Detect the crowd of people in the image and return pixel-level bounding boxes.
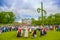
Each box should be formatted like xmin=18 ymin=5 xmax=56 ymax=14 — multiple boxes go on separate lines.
xmin=0 ymin=25 xmax=60 ymax=38
xmin=0 ymin=25 xmax=18 ymax=34
xmin=17 ymin=25 xmax=47 ymax=38
xmin=16 ymin=25 xmax=60 ymax=38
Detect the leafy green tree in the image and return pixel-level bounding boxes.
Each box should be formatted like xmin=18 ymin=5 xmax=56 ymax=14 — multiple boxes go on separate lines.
xmin=31 ymin=13 xmax=60 ymax=26
xmin=31 ymin=18 xmax=36 ymax=26
xmin=46 ymin=13 xmax=60 ymax=25
xmin=0 ymin=12 xmax=15 ymax=24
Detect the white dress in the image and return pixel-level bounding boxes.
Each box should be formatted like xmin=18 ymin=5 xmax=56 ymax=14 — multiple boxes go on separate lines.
xmin=24 ymin=27 xmax=28 ymax=37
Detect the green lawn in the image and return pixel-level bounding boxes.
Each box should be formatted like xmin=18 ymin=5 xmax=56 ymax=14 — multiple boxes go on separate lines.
xmin=0 ymin=30 xmax=60 ymax=40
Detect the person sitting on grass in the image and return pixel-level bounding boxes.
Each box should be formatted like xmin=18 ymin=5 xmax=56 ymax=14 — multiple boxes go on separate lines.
xmin=17 ymin=26 xmax=22 ymax=37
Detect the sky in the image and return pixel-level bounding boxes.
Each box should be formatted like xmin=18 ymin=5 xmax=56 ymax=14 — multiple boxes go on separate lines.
xmin=0 ymin=0 xmax=60 ymax=22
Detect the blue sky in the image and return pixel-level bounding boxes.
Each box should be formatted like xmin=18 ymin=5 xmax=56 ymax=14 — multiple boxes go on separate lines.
xmin=0 ymin=0 xmax=60 ymax=22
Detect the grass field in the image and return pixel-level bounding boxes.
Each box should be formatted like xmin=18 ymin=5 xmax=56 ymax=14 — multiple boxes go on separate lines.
xmin=0 ymin=30 xmax=60 ymax=40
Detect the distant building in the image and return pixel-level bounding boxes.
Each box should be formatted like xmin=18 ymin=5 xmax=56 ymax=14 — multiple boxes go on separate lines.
xmin=22 ymin=18 xmax=32 ymax=26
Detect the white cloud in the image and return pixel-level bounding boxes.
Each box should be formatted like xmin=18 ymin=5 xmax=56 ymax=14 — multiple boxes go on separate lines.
xmin=0 ymin=0 xmax=60 ymax=22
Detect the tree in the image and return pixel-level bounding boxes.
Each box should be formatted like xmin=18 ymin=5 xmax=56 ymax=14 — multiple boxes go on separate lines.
xmin=31 ymin=18 xmax=36 ymax=26
xmin=46 ymin=13 xmax=60 ymax=25
xmin=0 ymin=12 xmax=15 ymax=24
xmin=31 ymin=13 xmax=60 ymax=26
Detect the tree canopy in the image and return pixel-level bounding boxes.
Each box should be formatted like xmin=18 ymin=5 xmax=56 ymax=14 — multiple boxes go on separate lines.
xmin=0 ymin=12 xmax=15 ymax=24
xmin=31 ymin=13 xmax=60 ymax=26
